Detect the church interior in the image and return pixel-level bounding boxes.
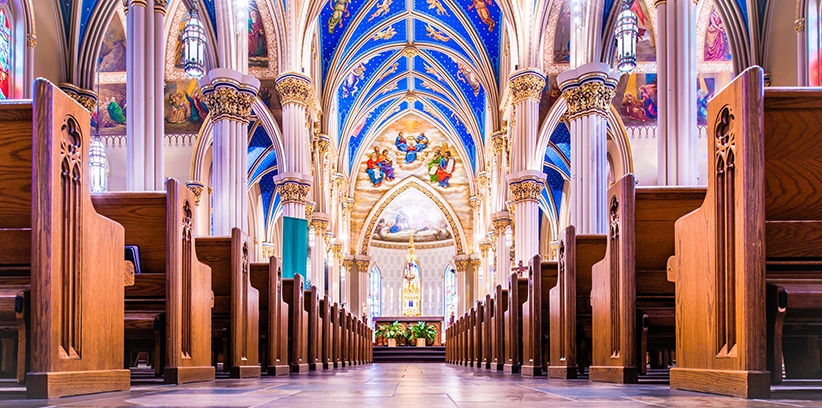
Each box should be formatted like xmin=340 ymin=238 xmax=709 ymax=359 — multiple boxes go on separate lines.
xmin=1 ymin=0 xmax=822 ymax=405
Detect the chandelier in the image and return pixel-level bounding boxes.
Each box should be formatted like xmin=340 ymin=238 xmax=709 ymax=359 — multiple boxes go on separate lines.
xmin=182 ymin=7 xmax=207 ymax=78
xmin=614 ymin=0 xmax=638 ymax=73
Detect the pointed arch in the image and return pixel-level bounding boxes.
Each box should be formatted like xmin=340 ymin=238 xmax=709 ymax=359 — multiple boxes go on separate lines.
xmin=358 ymin=176 xmax=468 ymax=256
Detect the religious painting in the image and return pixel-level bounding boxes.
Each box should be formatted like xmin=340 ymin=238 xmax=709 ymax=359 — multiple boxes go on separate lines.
xmin=173 ymin=10 xmax=190 ymax=69
xmin=466 ymin=0 xmax=496 ymax=32
xmin=697 ymin=72 xmax=733 ymax=125
xmin=703 ymin=6 xmax=732 ymax=62
xmin=248 ymin=0 xmax=269 ymax=68
xmin=258 ymin=79 xmax=282 ymax=127
xmin=341 ymin=62 xmax=366 ymax=98
xmin=539 ymin=75 xmax=561 ymax=127
xmin=632 ymin=0 xmax=656 ymax=63
xmin=455 ymin=61 xmax=482 ymax=96
xmin=327 ymin=0 xmax=351 ymax=34
xmin=401 ymin=236 xmax=422 ymax=316
xmin=98 ymin=14 xmax=126 ymax=73
xmin=371 ymin=188 xmax=453 ymax=244
xmin=164 ymin=79 xmax=209 ymax=134
xmin=614 ymin=73 xmax=658 ymax=126
xmin=93 ymin=83 xmax=127 ymax=135
xmin=553 ymin=1 xmax=571 ymax=63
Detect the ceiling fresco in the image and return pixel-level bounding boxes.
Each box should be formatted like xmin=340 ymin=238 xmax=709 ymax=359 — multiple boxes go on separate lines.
xmin=319 ymin=0 xmax=502 ymax=175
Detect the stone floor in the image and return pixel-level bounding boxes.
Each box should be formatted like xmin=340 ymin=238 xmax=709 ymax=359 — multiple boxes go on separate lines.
xmin=0 ymin=364 xmax=820 ymax=407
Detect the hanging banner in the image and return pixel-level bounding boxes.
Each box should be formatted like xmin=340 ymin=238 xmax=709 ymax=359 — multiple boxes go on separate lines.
xmin=282 ymin=216 xmax=308 ymax=287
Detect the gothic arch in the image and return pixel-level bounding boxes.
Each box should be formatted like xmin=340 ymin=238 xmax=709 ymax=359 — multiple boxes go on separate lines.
xmin=358 ymin=177 xmax=468 ymax=256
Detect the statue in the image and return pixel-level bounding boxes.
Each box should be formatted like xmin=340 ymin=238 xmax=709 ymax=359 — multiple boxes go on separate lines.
xmin=401 ymin=232 xmax=422 ymax=316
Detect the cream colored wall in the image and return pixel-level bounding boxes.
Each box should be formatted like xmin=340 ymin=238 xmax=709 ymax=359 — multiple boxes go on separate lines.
xmin=766 ymin=4 xmax=799 ymax=86
xmin=32 ymin=1 xmax=64 ymax=84
xmin=103 ymin=138 xmax=196 ymax=192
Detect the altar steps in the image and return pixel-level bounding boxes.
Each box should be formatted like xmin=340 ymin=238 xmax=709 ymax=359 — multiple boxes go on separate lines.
xmin=372 ymin=346 xmax=445 ymax=363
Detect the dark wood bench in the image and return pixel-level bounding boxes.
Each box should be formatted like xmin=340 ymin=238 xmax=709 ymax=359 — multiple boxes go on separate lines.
xmin=195 ymin=228 xmax=260 ymax=378
xmin=472 ymin=301 xmax=484 ymax=368
xmin=481 ymin=294 xmax=493 ymax=369
xmin=547 ymin=226 xmax=606 ymax=379
xmin=319 ymin=295 xmax=333 ymax=369
xmin=667 ymin=67 xmax=822 ymax=398
xmin=332 ymin=302 xmax=342 ymax=368
xmin=503 ymin=273 xmax=529 ymax=373
xmin=249 ymin=257 xmax=290 ymax=376
xmin=588 ymin=174 xmax=705 ymax=383
xmin=520 ymin=255 xmax=559 ymax=376
xmin=0 ymin=79 xmax=131 ymax=398
xmin=92 ymin=179 xmax=215 ymax=384
xmin=491 ymin=285 xmax=508 ymax=370
xmin=305 ymin=286 xmax=321 ymax=370
xmin=282 ymin=274 xmax=308 ymax=373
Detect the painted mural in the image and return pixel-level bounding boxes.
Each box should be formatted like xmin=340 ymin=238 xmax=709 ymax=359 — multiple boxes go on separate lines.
xmin=361 ymin=116 xmax=461 ymax=189
xmin=173 ymin=10 xmax=190 ymax=69
xmin=164 ymin=79 xmax=209 ymax=133
xmin=553 ymin=1 xmax=571 ymax=63
xmin=372 ymin=188 xmax=453 ymax=244
xmin=248 ymin=0 xmax=269 ymax=68
xmin=539 ymin=75 xmax=561 ymax=126
xmin=632 ymin=0 xmax=656 ymax=63
xmin=98 ymin=14 xmax=126 ymax=72
xmin=258 ymin=79 xmax=283 ymax=129
xmin=703 ymin=6 xmax=732 ymax=62
xmin=614 ymin=73 xmax=658 ymax=126
xmin=93 ymin=83 xmax=127 ymax=135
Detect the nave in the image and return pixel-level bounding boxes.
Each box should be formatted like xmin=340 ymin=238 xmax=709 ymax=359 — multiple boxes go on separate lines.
xmin=0 ymin=363 xmax=818 ymax=407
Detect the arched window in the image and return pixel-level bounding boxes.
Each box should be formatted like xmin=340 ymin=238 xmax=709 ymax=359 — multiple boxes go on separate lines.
xmin=368 ymin=265 xmax=382 ymax=328
xmin=443 ymin=263 xmax=457 ymax=324
xmin=0 ymin=7 xmax=11 ymax=100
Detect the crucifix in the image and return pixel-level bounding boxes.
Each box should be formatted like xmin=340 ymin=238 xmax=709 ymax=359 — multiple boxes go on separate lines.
xmin=512 ymin=260 xmax=529 ymax=277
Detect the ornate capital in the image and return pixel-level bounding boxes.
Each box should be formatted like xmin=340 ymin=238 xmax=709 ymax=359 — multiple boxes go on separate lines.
xmin=454 ymin=259 xmax=469 ymax=272
xmin=561 ymin=81 xmax=617 ymax=119
xmin=508 ymin=174 xmax=546 ymax=203
xmin=202 ymin=87 xmax=256 ymax=123
xmin=795 ymin=18 xmax=806 ymax=33
xmin=154 ymin=0 xmax=168 ymax=14
xmin=186 ymin=181 xmax=205 ymax=206
xmin=469 ymin=196 xmax=480 ymax=211
xmin=490 ymin=213 xmax=511 ymax=235
xmin=26 ymin=33 xmax=36 ymax=48
xmin=332 ymin=173 xmax=345 ymax=192
xmin=275 ymin=178 xmax=311 ymax=205
xmin=316 ymin=134 xmax=331 ymax=157
xmin=479 ymin=241 xmax=492 ymax=257
xmin=342 ymin=258 xmax=355 ymax=271
xmin=276 ymin=72 xmax=313 ymax=107
xmin=342 ymin=197 xmax=355 ymax=214
xmin=508 ymin=69 xmax=546 ymax=104
xmin=476 ymin=171 xmax=489 ymax=189
xmin=331 ymin=242 xmax=343 ymax=260
xmin=354 ymin=259 xmax=371 ymax=272
xmin=261 ymin=242 xmax=276 ymax=259
xmin=305 ymin=201 xmax=316 ymax=220
xmin=490 ymin=132 xmax=506 ymax=154
xmin=311 ymin=214 xmax=330 ymax=234
xmin=59 ymin=83 xmax=97 ymax=113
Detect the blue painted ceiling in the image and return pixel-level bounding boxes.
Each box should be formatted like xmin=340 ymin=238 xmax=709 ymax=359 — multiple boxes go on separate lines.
xmin=542 ymin=122 xmax=570 ymax=220
xmin=319 ymin=0 xmax=502 ymax=174
xmin=247 ymin=116 xmax=281 ymax=228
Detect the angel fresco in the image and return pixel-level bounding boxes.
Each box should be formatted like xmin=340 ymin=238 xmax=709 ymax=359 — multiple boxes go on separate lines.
xmin=456 ymin=62 xmax=481 ymax=96
xmin=341 ymin=62 xmax=366 ymax=98
xmin=248 ymin=4 xmax=268 ymax=64
xmin=467 ymin=0 xmax=495 ymax=31
xmin=327 ymin=0 xmax=350 ymax=34
xmin=435 ymin=149 xmax=456 ymax=187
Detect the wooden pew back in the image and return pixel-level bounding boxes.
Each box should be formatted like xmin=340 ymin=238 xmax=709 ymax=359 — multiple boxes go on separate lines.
xmin=282 ymin=274 xmax=308 ymax=372
xmin=319 ymin=296 xmax=333 ymax=369
xmin=503 ymin=273 xmax=528 ymax=373
xmin=304 ymin=286 xmax=320 ymax=370
xmin=491 ymin=285 xmax=508 ymax=370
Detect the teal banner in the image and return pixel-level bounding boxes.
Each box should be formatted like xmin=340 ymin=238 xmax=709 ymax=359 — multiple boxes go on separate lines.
xmin=282 ymin=216 xmax=308 ymax=287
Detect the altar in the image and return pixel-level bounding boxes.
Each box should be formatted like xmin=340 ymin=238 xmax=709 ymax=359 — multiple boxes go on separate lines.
xmin=373 ymin=316 xmax=444 ymax=346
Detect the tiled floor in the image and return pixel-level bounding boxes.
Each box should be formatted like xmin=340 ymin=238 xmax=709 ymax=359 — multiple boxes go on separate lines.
xmin=0 ymin=364 xmax=819 ymax=407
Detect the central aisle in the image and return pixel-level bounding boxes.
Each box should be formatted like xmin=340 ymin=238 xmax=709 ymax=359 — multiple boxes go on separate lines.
xmin=0 ymin=364 xmax=815 ymax=407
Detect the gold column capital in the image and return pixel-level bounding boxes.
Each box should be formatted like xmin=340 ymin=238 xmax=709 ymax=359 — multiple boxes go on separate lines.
xmin=276 ymin=72 xmax=313 ymax=107
xmin=561 ymin=80 xmax=617 ymax=120
xmin=508 ymin=69 xmax=546 ymax=104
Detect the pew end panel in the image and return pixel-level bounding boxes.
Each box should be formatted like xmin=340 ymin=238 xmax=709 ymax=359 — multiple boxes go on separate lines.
xmin=266 ymin=259 xmax=290 ymax=376
xmin=282 ymin=274 xmax=309 ymax=373
xmin=521 ymin=255 xmax=543 ymax=377
xmin=667 ymin=67 xmax=770 ymax=399
xmin=23 ymin=80 xmax=132 ymax=398
xmin=503 ymin=274 xmax=528 ymax=374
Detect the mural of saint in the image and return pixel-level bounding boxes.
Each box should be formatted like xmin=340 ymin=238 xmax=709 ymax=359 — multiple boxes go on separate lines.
xmin=435 ymin=149 xmax=456 ymax=187
xmin=164 ymin=80 xmax=209 ymax=133
xmin=366 ymin=151 xmax=385 ymax=187
xmin=98 ymin=16 xmax=126 ymax=72
xmin=93 ymin=84 xmax=127 ymax=134
xmin=370 ymin=189 xmax=453 ymax=243
xmin=166 ymin=92 xmax=188 ymax=124
xmin=704 ymin=7 xmax=731 ymax=62
xmin=553 ymin=2 xmax=571 ymax=63
xmin=248 ymin=1 xmax=269 ymax=67
xmin=327 ymin=0 xmax=351 ymax=34
xmin=395 ymin=132 xmax=429 ymax=163
xmin=341 ymin=62 xmax=366 ymax=98
xmin=456 ymin=62 xmax=481 ymax=97
xmin=615 ymin=73 xmax=658 ymax=125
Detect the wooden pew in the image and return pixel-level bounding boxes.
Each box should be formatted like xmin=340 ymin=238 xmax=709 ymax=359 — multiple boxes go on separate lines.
xmin=460 ymin=313 xmax=468 ymax=366
xmin=248 ymin=257 xmax=290 ymax=376
xmin=521 ymin=255 xmax=557 ymax=377
xmin=491 ymin=286 xmax=508 ymax=371
xmin=92 ymin=179 xmax=215 ymax=384
xmin=667 ymin=66 xmax=822 ymax=398
xmin=547 ymin=226 xmax=606 ymax=379
xmin=0 ymin=79 xmax=131 ymax=398
xmin=588 ymin=174 xmax=705 ymax=383
xmin=482 ymin=294 xmax=493 ymax=369
xmin=305 ymin=286 xmax=321 ymax=370
xmin=473 ymin=301 xmax=483 ymax=368
xmin=467 ymin=308 xmax=475 ymax=367
xmin=503 ymin=273 xmax=528 ymax=373
xmin=282 ymin=274 xmax=308 ymax=373
xmin=195 ymin=228 xmax=261 ymax=378
xmin=319 ymin=296 xmax=333 ymax=369
xmin=332 ymin=303 xmax=342 ymax=368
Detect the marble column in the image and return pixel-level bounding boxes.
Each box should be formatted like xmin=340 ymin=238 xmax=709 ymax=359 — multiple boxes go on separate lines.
xmin=796 ymin=17 xmax=808 ymax=86
xmin=491 ymin=212 xmax=511 ymax=289
xmin=354 ymin=257 xmax=372 ymax=319
xmin=329 ymin=241 xmax=343 ymax=304
xmin=199 ymin=68 xmax=260 ymax=235
xmin=310 ymin=215 xmax=330 ymax=297
xmin=558 ymin=63 xmax=619 ymax=234
xmin=275 ymin=72 xmax=314 ymax=218
xmin=126 ymin=0 xmax=165 ymax=191
xmin=454 ymin=256 xmax=470 ymax=317
xmin=479 ymin=240 xmax=492 ymax=296
xmin=656 ymin=0 xmax=698 ymax=185
xmin=508 ymin=174 xmax=546 ymax=265
xmin=342 ymin=257 xmax=355 ymax=310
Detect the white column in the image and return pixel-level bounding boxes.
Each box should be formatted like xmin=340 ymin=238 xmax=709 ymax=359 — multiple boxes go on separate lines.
xmin=330 ymin=241 xmax=343 ymax=304
xmin=507 ymin=69 xmax=548 ymax=264
xmin=796 ymin=16 xmax=808 ymax=86
xmin=310 ymin=215 xmax=330 ymax=297
xmin=491 ymin=213 xmax=511 ymax=290
xmin=275 ymin=72 xmax=314 ymax=218
xmin=199 ymin=68 xmax=260 ymax=235
xmin=479 ymin=241 xmax=492 ymax=296
xmin=558 ymin=63 xmax=619 ymax=234
xmin=454 ymin=257 xmax=470 ymax=317
xmin=656 ymin=0 xmax=698 ymax=185
xmin=153 ymin=0 xmax=166 ymax=187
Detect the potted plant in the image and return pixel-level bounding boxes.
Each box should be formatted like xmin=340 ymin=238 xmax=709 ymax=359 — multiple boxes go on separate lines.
xmin=408 ymin=321 xmax=437 ymax=347
xmin=375 ymin=321 xmax=405 ymax=347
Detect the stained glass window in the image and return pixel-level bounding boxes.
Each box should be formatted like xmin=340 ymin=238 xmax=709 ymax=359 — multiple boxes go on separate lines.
xmin=368 ymin=265 xmax=382 ymax=328
xmin=443 ymin=263 xmax=457 ymax=324
xmin=0 ymin=8 xmax=11 ymax=99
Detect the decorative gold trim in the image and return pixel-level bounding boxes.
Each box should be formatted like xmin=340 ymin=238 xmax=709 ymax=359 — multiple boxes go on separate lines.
xmin=508 ymin=177 xmax=545 ymax=203
xmin=26 ymin=33 xmax=36 ymax=48
xmin=275 ymin=179 xmax=311 ymax=205
xmin=369 ymin=240 xmax=455 ymax=250
xmin=186 ymin=181 xmax=205 ymax=206
xmin=154 ymin=0 xmax=167 ymax=14
xmin=454 ymin=259 xmax=469 ymax=272
xmin=509 ymin=70 xmax=546 ymax=104
xmin=561 ymin=81 xmax=617 ymax=120
xmin=275 ymin=73 xmax=313 ymax=106
xmin=59 ymin=83 xmax=98 ymax=113
xmin=305 ymin=201 xmax=316 ymax=220
xmin=202 ymin=87 xmax=257 ymax=123
xmin=654 ymin=0 xmax=666 ymax=6
xmin=491 ymin=217 xmax=510 ymax=235
xmin=354 ymin=259 xmax=371 ymax=272
xmin=795 ymin=18 xmax=806 ymax=33
xmin=402 ymin=46 xmax=419 ymax=58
